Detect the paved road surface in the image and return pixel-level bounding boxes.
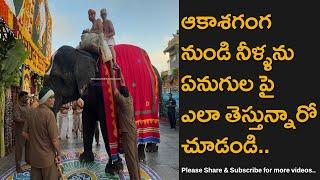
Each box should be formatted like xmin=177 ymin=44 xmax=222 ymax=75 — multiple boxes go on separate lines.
xmin=0 ymin=118 xmax=179 ymax=179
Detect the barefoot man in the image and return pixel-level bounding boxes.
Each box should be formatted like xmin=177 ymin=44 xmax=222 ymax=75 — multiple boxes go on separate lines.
xmin=100 ymin=8 xmax=119 ymax=89
xmin=81 ymin=9 xmax=113 ymax=64
xmin=100 ymin=8 xmax=117 ymax=62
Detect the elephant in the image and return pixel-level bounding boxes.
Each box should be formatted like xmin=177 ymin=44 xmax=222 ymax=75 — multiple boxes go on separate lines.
xmin=43 ymin=45 xmax=123 ymax=174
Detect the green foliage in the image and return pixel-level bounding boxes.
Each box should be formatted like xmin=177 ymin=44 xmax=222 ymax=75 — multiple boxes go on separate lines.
xmin=0 ymin=34 xmax=29 ymax=87
xmin=36 ymin=76 xmax=43 ymax=93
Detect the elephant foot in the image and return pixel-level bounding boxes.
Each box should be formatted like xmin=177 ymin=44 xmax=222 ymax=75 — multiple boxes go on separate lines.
xmin=114 ymin=158 xmax=124 ymax=172
xmin=79 ymin=151 xmax=95 ymax=163
xmin=105 ymin=158 xmax=123 ymax=175
xmin=138 ymin=144 xmax=146 ymax=162
xmin=146 ymin=143 xmax=158 ymax=153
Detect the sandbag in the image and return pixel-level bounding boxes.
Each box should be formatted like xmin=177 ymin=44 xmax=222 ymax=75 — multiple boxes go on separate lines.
xmin=79 ymin=33 xmax=112 ymax=62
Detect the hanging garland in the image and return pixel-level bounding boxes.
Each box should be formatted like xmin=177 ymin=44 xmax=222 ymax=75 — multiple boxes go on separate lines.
xmin=36 ymin=75 xmax=43 ymax=93
xmin=0 ymin=31 xmax=29 ymax=157
xmin=4 ymin=88 xmax=13 ymax=155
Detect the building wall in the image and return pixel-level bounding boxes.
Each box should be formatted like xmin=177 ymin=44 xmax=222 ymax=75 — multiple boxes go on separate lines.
xmin=169 ymin=45 xmax=179 ymax=70
xmin=163 ymin=32 xmax=179 ymax=90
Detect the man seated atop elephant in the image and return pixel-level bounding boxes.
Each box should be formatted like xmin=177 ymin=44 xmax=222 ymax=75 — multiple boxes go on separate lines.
xmin=80 ymin=9 xmax=113 ymax=63
xmin=83 ymin=9 xmax=103 ymax=34
xmin=100 ymin=8 xmax=117 ymax=63
xmin=78 ymin=9 xmax=112 ymax=62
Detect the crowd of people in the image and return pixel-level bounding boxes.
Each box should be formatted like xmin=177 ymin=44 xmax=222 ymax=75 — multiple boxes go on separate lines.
xmin=56 ymin=99 xmax=100 ymax=142
xmin=13 ymin=90 xmax=94 ymax=175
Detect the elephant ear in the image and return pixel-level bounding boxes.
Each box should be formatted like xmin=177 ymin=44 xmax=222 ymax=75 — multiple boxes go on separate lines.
xmin=74 ymin=56 xmax=97 ymax=96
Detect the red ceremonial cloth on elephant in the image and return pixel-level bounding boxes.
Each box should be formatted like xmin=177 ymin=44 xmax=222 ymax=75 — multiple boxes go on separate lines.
xmin=99 ymin=61 xmax=120 ymax=162
xmin=114 ymin=44 xmax=160 ymax=144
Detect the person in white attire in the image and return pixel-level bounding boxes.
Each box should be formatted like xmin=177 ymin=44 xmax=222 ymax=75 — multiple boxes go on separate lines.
xmin=58 ymin=103 xmax=71 ymax=139
xmin=72 ymin=99 xmax=84 ymax=138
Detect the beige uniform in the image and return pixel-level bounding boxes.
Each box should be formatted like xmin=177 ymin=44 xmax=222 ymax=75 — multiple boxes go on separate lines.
xmin=23 ymin=105 xmax=59 ymax=180
xmin=115 ymin=91 xmax=141 ymax=180
xmin=13 ymin=103 xmax=30 ymax=166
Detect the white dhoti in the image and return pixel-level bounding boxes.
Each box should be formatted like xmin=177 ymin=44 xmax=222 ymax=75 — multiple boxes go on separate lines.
xmin=58 ymin=112 xmax=70 ymax=139
xmin=79 ymin=113 xmax=83 ymax=133
xmin=73 ymin=114 xmax=81 ymax=133
xmin=105 ymin=37 xmax=115 ymax=46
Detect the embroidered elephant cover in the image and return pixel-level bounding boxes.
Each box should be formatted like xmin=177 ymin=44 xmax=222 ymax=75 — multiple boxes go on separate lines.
xmin=114 ymin=44 xmax=160 ymax=144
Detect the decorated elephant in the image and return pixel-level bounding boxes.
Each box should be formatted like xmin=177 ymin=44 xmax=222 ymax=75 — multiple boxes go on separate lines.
xmin=44 ymin=44 xmax=161 ymax=173
xmin=44 ymin=45 xmax=123 ymax=174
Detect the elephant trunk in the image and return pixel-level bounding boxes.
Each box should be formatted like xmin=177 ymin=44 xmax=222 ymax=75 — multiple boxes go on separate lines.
xmin=52 ymin=95 xmax=63 ymax=114
xmin=43 ymin=75 xmax=63 ymax=113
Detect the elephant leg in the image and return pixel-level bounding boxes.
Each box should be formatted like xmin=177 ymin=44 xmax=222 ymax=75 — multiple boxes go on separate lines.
xmin=98 ymin=116 xmax=123 ymax=174
xmin=96 ymin=101 xmax=123 ymax=174
xmin=96 ymin=108 xmax=111 ymax=160
xmin=138 ymin=144 xmax=146 ymax=162
xmin=146 ymin=143 xmax=158 ymax=153
xmin=94 ymin=122 xmax=100 ymax=146
xmin=80 ymin=106 xmax=96 ymax=162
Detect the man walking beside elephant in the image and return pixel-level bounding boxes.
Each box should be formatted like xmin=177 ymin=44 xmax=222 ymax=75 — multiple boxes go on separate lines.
xmin=13 ymin=91 xmax=30 ymax=172
xmin=22 ymin=87 xmax=61 ymax=180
